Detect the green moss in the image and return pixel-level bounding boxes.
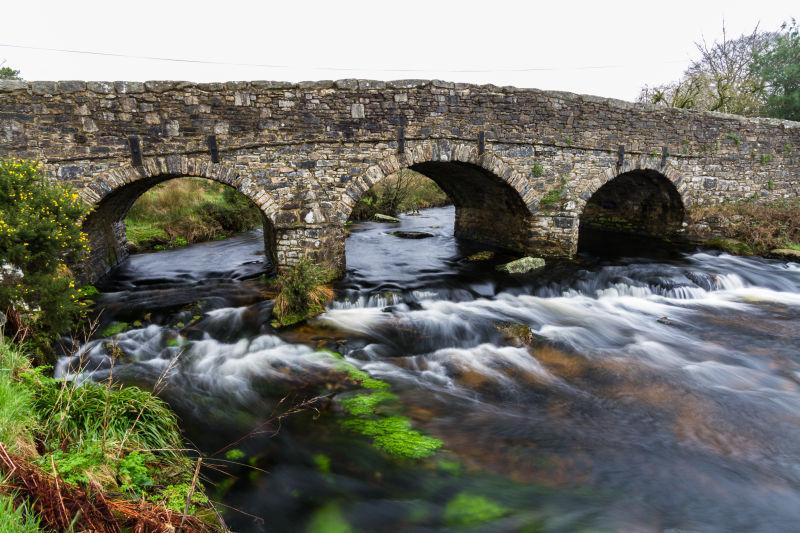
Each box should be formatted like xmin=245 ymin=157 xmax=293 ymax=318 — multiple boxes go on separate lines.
xmin=787 ymin=242 xmax=800 ymax=251
xmin=531 ymin=162 xmax=544 ymax=177
xmin=331 ymin=355 xmax=440 ymax=459
xmin=340 ymin=391 xmax=397 ymax=416
xmin=166 ymin=337 xmax=182 ymax=348
xmin=306 ymin=503 xmax=353 ymax=533
xmin=224 ymin=448 xmax=246 ymax=461
xmin=312 ymin=453 xmax=332 ymax=475
xmin=705 ymin=237 xmax=754 ymax=256
xmin=437 ymin=459 xmax=463 ymax=476
xmin=759 ymin=153 xmax=774 ymax=164
xmin=444 ymin=492 xmax=508 ymax=526
xmin=336 ymin=362 xmax=390 ymax=390
xmin=98 ymin=321 xmax=129 ymax=338
xmin=341 ymin=416 xmax=442 ymax=459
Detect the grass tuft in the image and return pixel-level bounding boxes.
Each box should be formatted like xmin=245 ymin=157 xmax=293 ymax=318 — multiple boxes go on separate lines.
xmin=0 ymin=494 xmax=42 ymax=533
xmin=272 ymin=259 xmax=335 ymax=327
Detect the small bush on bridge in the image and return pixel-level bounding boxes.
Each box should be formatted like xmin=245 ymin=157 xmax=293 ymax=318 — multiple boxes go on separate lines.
xmin=0 ymin=159 xmax=91 ymax=359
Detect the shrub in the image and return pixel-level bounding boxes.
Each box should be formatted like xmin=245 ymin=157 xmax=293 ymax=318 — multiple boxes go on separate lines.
xmin=272 ymin=259 xmax=334 ymax=327
xmin=0 ymin=159 xmax=90 ymax=357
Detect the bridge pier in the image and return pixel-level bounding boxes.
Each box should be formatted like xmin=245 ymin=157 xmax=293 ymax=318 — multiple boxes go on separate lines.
xmin=273 ymin=224 xmax=347 ymax=275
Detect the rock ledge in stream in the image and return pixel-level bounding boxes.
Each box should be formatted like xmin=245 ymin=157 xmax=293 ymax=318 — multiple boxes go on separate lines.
xmin=497 ymin=256 xmax=546 ymax=274
xmin=769 ymin=248 xmax=800 ymax=261
xmin=374 ymin=213 xmax=401 ymax=223
xmin=390 ymin=231 xmax=434 ymax=239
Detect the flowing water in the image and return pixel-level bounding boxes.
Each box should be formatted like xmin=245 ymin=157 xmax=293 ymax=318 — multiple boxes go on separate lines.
xmin=58 ymin=206 xmax=800 ymax=532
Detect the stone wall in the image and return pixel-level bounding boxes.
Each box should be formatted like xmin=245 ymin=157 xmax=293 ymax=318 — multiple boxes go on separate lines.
xmin=0 ymin=79 xmax=798 ymax=280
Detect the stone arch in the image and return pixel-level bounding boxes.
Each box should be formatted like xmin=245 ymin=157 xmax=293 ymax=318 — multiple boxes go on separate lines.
xmin=338 ymin=141 xmax=537 ymax=221
xmin=574 ymin=155 xmax=689 ymax=212
xmin=78 ymin=155 xmax=278 ymax=281
xmin=576 ymin=156 xmax=686 ymax=254
xmin=337 ymin=140 xmax=537 ymax=254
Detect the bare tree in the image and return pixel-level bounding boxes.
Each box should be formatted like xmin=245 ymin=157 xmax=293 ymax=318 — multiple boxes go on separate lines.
xmin=639 ymin=22 xmax=774 ymax=116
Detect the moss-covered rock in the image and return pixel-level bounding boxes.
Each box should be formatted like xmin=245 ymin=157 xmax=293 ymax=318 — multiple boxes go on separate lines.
xmin=496 ymin=257 xmax=545 ymax=274
xmin=705 ymin=238 xmax=754 ymax=255
xmin=770 ymin=248 xmax=800 ymax=261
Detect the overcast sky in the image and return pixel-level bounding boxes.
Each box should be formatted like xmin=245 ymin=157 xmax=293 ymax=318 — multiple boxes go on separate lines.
xmin=0 ymin=0 xmax=795 ymax=101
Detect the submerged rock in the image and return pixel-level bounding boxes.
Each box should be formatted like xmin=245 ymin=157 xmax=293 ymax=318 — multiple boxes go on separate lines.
xmin=770 ymin=248 xmax=800 ymax=261
xmin=466 ymin=251 xmax=495 ymax=261
xmin=496 ymin=257 xmax=545 ymax=274
xmin=374 ymin=213 xmax=401 ymax=223
xmin=390 ymin=231 xmax=434 ymax=239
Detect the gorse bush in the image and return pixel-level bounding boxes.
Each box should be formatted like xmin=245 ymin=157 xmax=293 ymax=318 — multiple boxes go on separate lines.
xmin=272 ymin=259 xmax=334 ymax=327
xmin=0 ymin=159 xmax=90 ymax=358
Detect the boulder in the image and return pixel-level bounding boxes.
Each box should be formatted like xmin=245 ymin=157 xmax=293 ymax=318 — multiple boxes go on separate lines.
xmin=496 ymin=256 xmax=545 ymax=274
xmin=374 ymin=213 xmax=401 ymax=223
xmin=769 ymin=248 xmax=800 ymax=261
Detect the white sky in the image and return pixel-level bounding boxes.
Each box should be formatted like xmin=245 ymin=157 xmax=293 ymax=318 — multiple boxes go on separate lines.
xmin=0 ymin=0 xmax=795 ymax=101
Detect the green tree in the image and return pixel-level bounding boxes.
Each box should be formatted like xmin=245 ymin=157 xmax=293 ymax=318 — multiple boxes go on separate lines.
xmin=0 ymin=159 xmax=90 ymax=358
xmin=0 ymin=62 xmax=21 ymax=80
xmin=753 ymin=20 xmax=800 ymax=121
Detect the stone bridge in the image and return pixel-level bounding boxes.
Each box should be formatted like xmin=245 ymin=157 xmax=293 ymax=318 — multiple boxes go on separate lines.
xmin=1 ymin=79 xmax=798 ymax=281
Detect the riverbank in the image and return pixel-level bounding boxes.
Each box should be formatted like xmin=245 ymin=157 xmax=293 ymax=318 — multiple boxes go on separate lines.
xmin=0 ymin=339 xmax=221 ymax=532
xmin=349 ymin=169 xmax=450 ymax=221
xmin=689 ymin=199 xmax=800 ymax=257
xmin=125 ymin=178 xmax=262 ymax=253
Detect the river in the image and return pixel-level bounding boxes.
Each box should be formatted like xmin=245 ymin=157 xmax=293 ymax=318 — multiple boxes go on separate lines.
xmin=57 ymin=206 xmax=800 ymax=532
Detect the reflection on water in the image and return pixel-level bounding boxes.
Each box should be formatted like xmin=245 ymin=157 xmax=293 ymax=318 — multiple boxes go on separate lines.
xmin=60 ymin=207 xmax=800 ymax=532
